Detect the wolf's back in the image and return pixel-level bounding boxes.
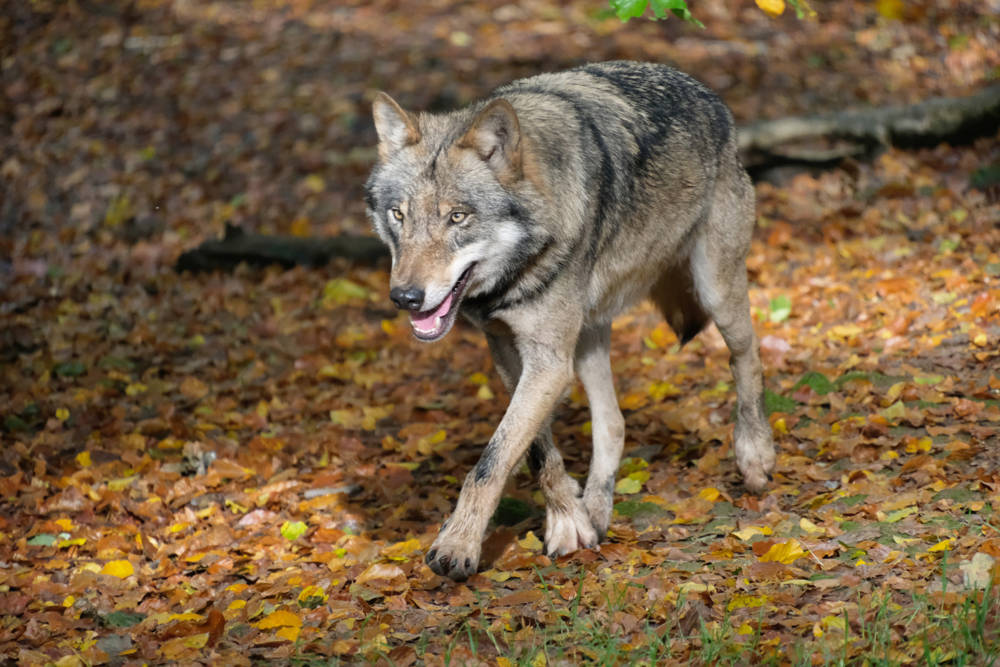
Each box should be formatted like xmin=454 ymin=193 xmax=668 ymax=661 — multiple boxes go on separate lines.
xmin=473 ymin=61 xmax=744 ymax=319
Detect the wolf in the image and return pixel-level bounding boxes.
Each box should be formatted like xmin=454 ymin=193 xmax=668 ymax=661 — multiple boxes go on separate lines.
xmin=365 ymin=61 xmax=775 ymax=580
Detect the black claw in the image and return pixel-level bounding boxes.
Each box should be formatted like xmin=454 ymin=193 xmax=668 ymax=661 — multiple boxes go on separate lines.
xmin=437 ymin=555 xmax=450 ymax=572
xmin=426 ymin=549 xmax=437 ymax=565
xmin=464 ymin=557 xmax=471 ymax=571
xmin=767 ymin=473 xmax=774 ymax=483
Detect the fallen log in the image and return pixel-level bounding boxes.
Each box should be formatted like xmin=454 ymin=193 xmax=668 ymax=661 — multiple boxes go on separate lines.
xmin=739 ymin=83 xmax=1000 ymax=168
xmin=175 ymin=222 xmax=388 ymax=272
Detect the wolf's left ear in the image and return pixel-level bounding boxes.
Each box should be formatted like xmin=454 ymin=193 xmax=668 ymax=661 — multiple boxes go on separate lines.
xmin=458 ymin=99 xmax=522 ymax=180
xmin=372 ymin=92 xmax=421 ymax=160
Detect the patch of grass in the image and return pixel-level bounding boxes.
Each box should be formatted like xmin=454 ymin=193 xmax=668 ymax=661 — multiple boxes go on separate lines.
xmin=392 ymin=560 xmax=1000 ymax=666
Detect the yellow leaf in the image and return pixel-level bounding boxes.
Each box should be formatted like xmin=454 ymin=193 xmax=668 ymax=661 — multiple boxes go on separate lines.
xmin=698 ymin=487 xmax=721 ymax=502
xmin=727 ymin=594 xmax=768 ymax=611
xmin=469 ymin=372 xmax=490 ymax=385
xmin=125 ymin=382 xmax=147 ymax=396
xmin=973 ymin=332 xmax=988 ymax=347
xmin=773 ymin=417 xmax=788 ymax=434
xmin=382 ymin=538 xmax=422 ymax=560
xmin=169 ymin=522 xmax=190 ymax=533
xmin=876 ymin=0 xmax=903 ymax=19
xmin=63 ymin=595 xmax=75 ymax=608
xmin=498 ymin=658 xmax=514 ymax=667
xmin=298 ymin=585 xmax=328 ymax=605
xmin=101 ymin=559 xmax=134 ymax=578
xmin=678 ymin=582 xmax=715 ymax=594
xmin=227 ymin=600 xmax=246 ymax=611
xmin=108 ymin=475 xmax=138 ymax=491
xmin=828 ymin=324 xmax=863 ymax=341
xmin=276 ymin=625 xmax=300 ymax=642
xmin=417 ymin=429 xmax=447 ymax=456
xmin=928 ymin=538 xmax=953 ymax=553
xmin=531 ymin=651 xmax=547 ymax=667
xmin=55 ymin=518 xmax=74 ymax=531
xmin=799 ymin=518 xmax=823 ymax=534
xmin=647 ymin=380 xmax=679 ymax=400
xmin=76 ymin=451 xmax=92 ymax=468
xmin=303 ymin=173 xmax=325 ymax=194
xmin=56 ymin=407 xmax=70 ymax=422
xmin=755 ymin=0 xmax=784 ymax=17
xmin=481 ymin=569 xmax=511 ymax=583
xmin=733 ymin=526 xmax=772 ymax=541
xmin=167 ymin=612 xmax=204 ymax=623
xmin=289 ymin=216 xmax=312 ymax=237
xmin=518 ymin=531 xmax=543 ymax=552
xmin=759 ymin=539 xmax=806 ymax=564
xmin=257 ymin=609 xmax=302 ymax=629
xmin=477 ymin=384 xmax=494 ymax=400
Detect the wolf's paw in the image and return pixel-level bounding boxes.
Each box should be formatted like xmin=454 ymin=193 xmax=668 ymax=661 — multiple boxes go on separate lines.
xmin=425 ymin=533 xmax=481 ymax=581
xmin=545 ymin=499 xmax=599 ymax=558
xmin=735 ymin=425 xmax=776 ymax=494
xmin=582 ymin=487 xmax=614 ymax=538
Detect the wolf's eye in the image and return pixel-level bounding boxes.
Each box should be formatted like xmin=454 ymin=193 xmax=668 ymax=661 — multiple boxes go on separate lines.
xmin=389 ymin=207 xmax=404 ymax=222
xmin=449 ymin=211 xmax=468 ymax=225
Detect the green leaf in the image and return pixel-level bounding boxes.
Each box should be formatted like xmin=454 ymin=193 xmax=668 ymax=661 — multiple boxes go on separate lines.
xmin=280 ymin=520 xmax=308 ymax=541
xmin=794 ymin=370 xmax=834 ymax=395
xmin=103 ymin=611 xmax=146 ymax=628
xmin=615 ymin=477 xmax=643 ymax=494
xmin=53 ymin=360 xmax=86 ymax=377
xmin=492 ymin=496 xmax=539 ymax=526
xmin=650 ymin=0 xmax=703 ymax=25
xmin=613 ymin=500 xmax=663 ymax=518
xmin=322 ymin=278 xmax=369 ymax=306
xmin=28 ymin=533 xmax=58 ymax=546
xmin=609 ymin=0 xmax=649 ymax=21
xmin=970 ymin=164 xmax=1000 ymax=191
xmin=764 ymin=389 xmax=797 ymax=415
xmin=932 ymin=487 xmax=979 ymax=503
xmin=769 ymin=294 xmax=792 ymax=323
xmin=883 ymin=506 xmax=918 ymax=523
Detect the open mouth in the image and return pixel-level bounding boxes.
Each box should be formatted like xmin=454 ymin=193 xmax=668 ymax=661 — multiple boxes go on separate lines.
xmin=409 ymin=265 xmax=475 ymax=342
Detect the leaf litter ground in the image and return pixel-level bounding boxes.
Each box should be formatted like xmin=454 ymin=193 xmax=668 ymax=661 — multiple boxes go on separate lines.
xmin=1 ymin=1 xmax=999 ymax=664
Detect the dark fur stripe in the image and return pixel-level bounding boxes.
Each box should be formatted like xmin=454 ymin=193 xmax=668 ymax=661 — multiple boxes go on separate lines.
xmin=492 ymin=85 xmax=617 ymax=262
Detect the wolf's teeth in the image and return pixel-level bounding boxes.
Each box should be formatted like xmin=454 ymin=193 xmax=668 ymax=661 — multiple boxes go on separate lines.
xmin=434 ymin=316 xmax=442 ymax=329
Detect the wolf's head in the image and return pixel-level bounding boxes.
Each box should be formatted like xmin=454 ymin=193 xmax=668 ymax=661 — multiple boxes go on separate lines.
xmin=365 ymin=93 xmax=535 ymax=342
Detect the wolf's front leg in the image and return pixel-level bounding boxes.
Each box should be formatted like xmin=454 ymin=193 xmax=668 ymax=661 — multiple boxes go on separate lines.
xmin=425 ymin=343 xmax=575 ymax=580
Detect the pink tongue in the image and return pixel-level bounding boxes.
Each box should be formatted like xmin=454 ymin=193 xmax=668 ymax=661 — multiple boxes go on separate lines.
xmin=411 ymin=291 xmax=453 ymax=332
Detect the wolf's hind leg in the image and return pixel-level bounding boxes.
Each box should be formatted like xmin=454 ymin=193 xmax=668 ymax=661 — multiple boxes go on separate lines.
xmin=487 ymin=333 xmax=597 ymax=558
xmin=574 ymin=324 xmax=625 ymax=537
xmin=690 ymin=175 xmax=775 ymax=492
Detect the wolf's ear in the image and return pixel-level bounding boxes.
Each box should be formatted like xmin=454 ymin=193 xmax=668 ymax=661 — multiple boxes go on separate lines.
xmin=458 ymin=99 xmax=522 ymax=180
xmin=372 ymin=92 xmax=421 ymax=159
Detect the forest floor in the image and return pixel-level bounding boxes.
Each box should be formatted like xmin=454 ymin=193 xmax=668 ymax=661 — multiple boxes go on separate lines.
xmin=2 ymin=0 xmax=1000 ymax=664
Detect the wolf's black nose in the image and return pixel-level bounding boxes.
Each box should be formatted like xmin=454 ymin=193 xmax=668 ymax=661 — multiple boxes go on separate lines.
xmin=390 ymin=286 xmax=425 ymax=311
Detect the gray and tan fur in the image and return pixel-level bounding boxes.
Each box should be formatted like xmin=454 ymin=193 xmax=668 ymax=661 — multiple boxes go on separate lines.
xmin=365 ymin=61 xmax=775 ymax=580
